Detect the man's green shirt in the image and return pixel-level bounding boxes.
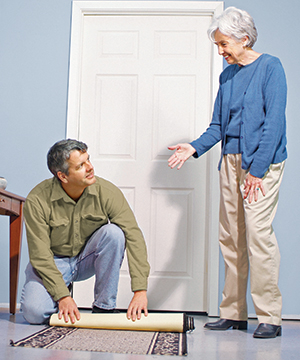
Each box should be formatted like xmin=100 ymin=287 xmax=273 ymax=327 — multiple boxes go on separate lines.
xmin=24 ymin=176 xmax=150 ymax=301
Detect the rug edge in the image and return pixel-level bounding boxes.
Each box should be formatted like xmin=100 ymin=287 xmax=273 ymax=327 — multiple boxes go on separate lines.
xmin=10 ymin=326 xmax=50 ymax=347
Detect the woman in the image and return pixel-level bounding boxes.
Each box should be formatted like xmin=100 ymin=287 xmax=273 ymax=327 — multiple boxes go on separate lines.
xmin=168 ymin=7 xmax=287 ymax=339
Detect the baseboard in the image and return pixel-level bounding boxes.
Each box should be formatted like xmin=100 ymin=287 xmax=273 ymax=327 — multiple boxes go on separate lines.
xmin=0 ymin=304 xmax=299 ymax=321
xmin=0 ymin=303 xmax=20 ymax=310
xmin=248 ymin=313 xmax=300 ymax=321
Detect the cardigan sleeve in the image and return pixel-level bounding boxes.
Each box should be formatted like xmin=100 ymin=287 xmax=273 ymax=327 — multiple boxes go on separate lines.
xmin=190 ymin=87 xmax=223 ymax=157
xmin=249 ymin=58 xmax=287 ymax=178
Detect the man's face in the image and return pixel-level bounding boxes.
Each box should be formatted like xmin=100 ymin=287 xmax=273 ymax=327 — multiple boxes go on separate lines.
xmin=62 ymin=150 xmax=96 ymax=191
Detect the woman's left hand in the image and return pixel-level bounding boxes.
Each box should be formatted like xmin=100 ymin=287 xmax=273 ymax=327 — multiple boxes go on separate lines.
xmin=244 ymin=173 xmax=265 ymax=203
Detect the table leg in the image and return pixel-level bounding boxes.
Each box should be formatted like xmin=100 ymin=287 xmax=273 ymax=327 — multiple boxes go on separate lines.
xmin=9 ymin=203 xmax=24 ymax=315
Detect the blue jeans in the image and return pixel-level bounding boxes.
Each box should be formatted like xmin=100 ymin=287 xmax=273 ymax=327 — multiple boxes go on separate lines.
xmin=20 ymin=224 xmax=125 ymax=324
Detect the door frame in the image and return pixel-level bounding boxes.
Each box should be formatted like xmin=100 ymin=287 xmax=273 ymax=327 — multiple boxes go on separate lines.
xmin=67 ymin=1 xmax=223 ymax=316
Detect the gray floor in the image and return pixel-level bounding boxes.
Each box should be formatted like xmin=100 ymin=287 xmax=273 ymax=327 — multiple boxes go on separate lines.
xmin=1 ymin=308 xmax=300 ymax=360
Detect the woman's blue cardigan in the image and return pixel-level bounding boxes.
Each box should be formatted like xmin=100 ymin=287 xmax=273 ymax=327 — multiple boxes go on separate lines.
xmin=190 ymin=54 xmax=287 ymax=178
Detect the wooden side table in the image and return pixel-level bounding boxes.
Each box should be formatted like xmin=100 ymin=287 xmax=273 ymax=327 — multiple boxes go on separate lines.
xmin=0 ymin=189 xmax=26 ymax=314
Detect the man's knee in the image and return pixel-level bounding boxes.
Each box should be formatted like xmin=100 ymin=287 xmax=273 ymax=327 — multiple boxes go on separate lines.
xmin=97 ymin=224 xmax=125 ymax=249
xmin=102 ymin=223 xmax=124 ymax=237
xmin=21 ymin=300 xmax=53 ymax=325
xmin=20 ymin=279 xmax=56 ymax=325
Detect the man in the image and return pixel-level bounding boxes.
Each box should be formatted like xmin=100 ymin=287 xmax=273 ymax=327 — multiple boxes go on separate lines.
xmin=20 ymin=139 xmax=150 ymax=325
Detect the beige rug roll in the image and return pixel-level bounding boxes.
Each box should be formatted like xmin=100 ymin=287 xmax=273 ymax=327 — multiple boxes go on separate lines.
xmin=49 ymin=312 xmax=194 ymax=333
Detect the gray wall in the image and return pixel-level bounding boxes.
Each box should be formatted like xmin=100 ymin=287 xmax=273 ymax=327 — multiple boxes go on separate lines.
xmin=1 ymin=0 xmax=299 ymax=317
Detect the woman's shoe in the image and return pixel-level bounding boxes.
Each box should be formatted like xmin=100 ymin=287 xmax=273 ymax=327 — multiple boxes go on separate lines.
xmin=253 ymin=323 xmax=282 ymax=338
xmin=204 ymin=318 xmax=248 ymax=330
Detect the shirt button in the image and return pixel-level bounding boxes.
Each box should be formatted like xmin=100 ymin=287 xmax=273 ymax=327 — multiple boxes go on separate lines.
xmin=241 ymin=136 xmax=243 ymax=139
xmin=242 ymin=106 xmax=244 ymax=110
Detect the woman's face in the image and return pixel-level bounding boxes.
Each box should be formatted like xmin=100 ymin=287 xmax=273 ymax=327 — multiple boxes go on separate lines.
xmin=214 ymin=29 xmax=247 ymax=65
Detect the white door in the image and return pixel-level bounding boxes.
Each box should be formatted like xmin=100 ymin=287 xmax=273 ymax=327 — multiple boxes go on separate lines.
xmin=67 ymin=1 xmax=223 ymax=314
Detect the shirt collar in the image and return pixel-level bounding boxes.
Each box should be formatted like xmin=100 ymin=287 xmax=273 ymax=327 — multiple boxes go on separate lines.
xmin=50 ymin=177 xmax=98 ymax=203
xmin=50 ymin=177 xmax=72 ymax=203
xmin=85 ymin=180 xmax=99 ymax=197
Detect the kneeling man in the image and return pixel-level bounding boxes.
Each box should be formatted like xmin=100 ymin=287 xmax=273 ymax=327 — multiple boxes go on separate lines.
xmin=21 ymin=139 xmax=150 ymax=325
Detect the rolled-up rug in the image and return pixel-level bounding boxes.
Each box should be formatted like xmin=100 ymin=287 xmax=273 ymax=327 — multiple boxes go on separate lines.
xmin=49 ymin=312 xmax=195 ymax=333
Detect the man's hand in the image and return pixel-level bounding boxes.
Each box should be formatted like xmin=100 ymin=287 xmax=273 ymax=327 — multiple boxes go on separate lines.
xmin=127 ymin=290 xmax=148 ymax=321
xmin=244 ymin=173 xmax=266 ymax=203
xmin=58 ymin=296 xmax=81 ymax=324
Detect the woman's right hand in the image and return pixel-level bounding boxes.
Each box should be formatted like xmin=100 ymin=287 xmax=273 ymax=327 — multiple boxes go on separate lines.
xmin=168 ymin=144 xmax=196 ymax=170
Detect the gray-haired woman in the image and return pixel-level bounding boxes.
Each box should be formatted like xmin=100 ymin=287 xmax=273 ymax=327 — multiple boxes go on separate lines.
xmin=168 ymin=7 xmax=287 ymax=338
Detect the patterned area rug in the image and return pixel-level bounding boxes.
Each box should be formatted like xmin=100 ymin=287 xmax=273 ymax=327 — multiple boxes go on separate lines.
xmin=11 ymin=326 xmax=188 ymax=356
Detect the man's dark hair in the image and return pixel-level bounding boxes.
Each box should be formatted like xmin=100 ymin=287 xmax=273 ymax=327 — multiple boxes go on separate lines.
xmin=47 ymin=139 xmax=88 ymax=178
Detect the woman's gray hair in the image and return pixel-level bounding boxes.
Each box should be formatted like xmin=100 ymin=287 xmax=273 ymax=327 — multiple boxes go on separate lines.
xmin=47 ymin=139 xmax=88 ymax=178
xmin=207 ymin=7 xmax=258 ymax=48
